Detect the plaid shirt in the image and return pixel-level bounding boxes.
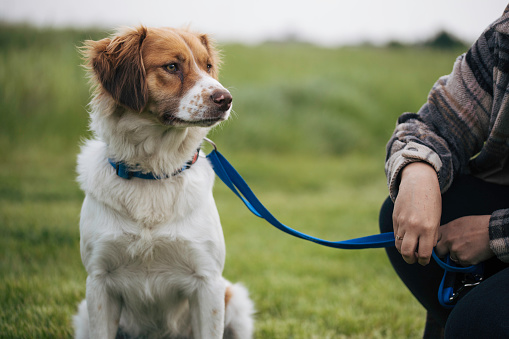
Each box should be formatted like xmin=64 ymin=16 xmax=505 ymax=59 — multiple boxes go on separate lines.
xmin=385 ymin=4 xmax=509 ymax=262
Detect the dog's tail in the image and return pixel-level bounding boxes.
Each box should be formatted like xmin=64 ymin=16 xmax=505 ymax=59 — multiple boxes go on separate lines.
xmin=73 ymin=300 xmax=90 ymax=339
xmin=223 ymin=281 xmax=255 ymax=339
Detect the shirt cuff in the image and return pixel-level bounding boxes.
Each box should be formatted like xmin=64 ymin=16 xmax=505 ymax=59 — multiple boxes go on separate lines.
xmin=489 ymin=209 xmax=509 ymax=263
xmin=386 ymin=141 xmax=443 ymax=201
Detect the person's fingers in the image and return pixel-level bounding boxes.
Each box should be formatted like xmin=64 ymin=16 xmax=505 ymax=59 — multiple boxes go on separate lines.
xmin=394 ymin=231 xmax=404 ymax=253
xmin=435 ymin=228 xmax=449 ymax=258
xmin=416 ymin=235 xmax=435 ymax=266
xmin=400 ymin=235 xmax=418 ymax=264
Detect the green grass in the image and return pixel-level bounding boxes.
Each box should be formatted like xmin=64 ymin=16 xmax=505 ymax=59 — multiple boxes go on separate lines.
xmin=0 ymin=24 xmax=467 ymax=338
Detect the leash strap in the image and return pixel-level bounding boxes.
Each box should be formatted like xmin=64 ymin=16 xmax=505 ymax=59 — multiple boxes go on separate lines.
xmin=205 ymin=145 xmax=482 ymax=307
xmin=207 ymin=149 xmax=394 ymax=249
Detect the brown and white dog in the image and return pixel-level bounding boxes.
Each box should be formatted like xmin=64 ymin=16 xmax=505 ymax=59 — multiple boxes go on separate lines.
xmin=73 ymin=26 xmax=254 ymax=339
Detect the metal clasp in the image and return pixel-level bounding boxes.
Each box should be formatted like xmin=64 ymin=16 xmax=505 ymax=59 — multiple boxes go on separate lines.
xmin=203 ymin=137 xmax=217 ymax=151
xmin=449 ymin=273 xmax=484 ymax=302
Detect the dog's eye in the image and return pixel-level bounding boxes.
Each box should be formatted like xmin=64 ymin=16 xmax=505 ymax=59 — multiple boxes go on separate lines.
xmin=165 ymin=63 xmax=178 ymax=73
xmin=206 ymin=64 xmax=212 ymax=73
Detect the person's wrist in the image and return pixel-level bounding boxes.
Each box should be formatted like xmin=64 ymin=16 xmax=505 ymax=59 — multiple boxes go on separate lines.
xmin=401 ymin=161 xmax=437 ymax=181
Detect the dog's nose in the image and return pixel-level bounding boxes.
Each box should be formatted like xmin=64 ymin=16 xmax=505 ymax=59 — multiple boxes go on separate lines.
xmin=210 ymin=89 xmax=232 ymax=111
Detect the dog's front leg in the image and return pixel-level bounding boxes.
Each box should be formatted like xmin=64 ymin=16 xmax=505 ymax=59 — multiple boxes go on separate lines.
xmin=189 ymin=277 xmax=226 ymax=339
xmin=86 ymin=275 xmax=121 ymax=339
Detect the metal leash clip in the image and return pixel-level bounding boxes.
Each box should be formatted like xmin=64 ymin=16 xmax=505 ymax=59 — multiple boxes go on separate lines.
xmin=203 ymin=137 xmax=217 ymax=151
xmin=449 ymin=271 xmax=484 ymax=303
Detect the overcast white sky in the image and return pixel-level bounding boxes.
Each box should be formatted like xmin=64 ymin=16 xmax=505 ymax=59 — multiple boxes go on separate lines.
xmin=1 ymin=0 xmax=507 ymax=46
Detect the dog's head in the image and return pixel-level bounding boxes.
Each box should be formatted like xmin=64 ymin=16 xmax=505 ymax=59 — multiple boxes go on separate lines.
xmin=82 ymin=26 xmax=231 ymax=128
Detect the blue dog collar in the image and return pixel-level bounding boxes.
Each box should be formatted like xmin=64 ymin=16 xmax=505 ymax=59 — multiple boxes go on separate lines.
xmin=108 ymin=150 xmax=199 ymax=180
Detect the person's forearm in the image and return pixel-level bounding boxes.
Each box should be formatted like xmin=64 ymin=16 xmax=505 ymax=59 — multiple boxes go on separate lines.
xmin=393 ymin=162 xmax=442 ymax=265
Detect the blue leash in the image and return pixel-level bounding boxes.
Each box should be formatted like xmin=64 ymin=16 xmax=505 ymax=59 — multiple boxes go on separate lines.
xmin=204 ymin=139 xmax=483 ymax=308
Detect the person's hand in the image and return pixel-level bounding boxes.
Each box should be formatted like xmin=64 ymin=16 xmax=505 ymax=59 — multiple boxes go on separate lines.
xmin=435 ymin=215 xmax=494 ymax=266
xmin=393 ymin=162 xmax=442 ymax=265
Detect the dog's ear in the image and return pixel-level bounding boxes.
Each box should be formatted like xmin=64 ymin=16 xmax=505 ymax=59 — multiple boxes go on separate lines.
xmin=197 ymin=33 xmax=221 ymax=79
xmin=82 ymin=27 xmax=148 ymax=112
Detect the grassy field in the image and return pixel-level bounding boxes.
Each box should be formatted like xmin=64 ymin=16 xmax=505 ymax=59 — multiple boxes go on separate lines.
xmin=0 ymin=24 xmax=467 ymax=338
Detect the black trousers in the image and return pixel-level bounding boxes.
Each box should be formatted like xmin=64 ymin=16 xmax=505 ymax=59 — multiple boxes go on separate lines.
xmin=379 ymin=175 xmax=509 ymax=338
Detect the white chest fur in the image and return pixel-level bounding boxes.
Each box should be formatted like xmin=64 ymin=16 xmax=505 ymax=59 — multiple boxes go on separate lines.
xmin=77 ymin=139 xmax=226 ymax=308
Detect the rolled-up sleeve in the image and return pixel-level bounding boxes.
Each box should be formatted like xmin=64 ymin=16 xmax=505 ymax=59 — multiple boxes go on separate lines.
xmin=489 ymin=209 xmax=509 ymax=263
